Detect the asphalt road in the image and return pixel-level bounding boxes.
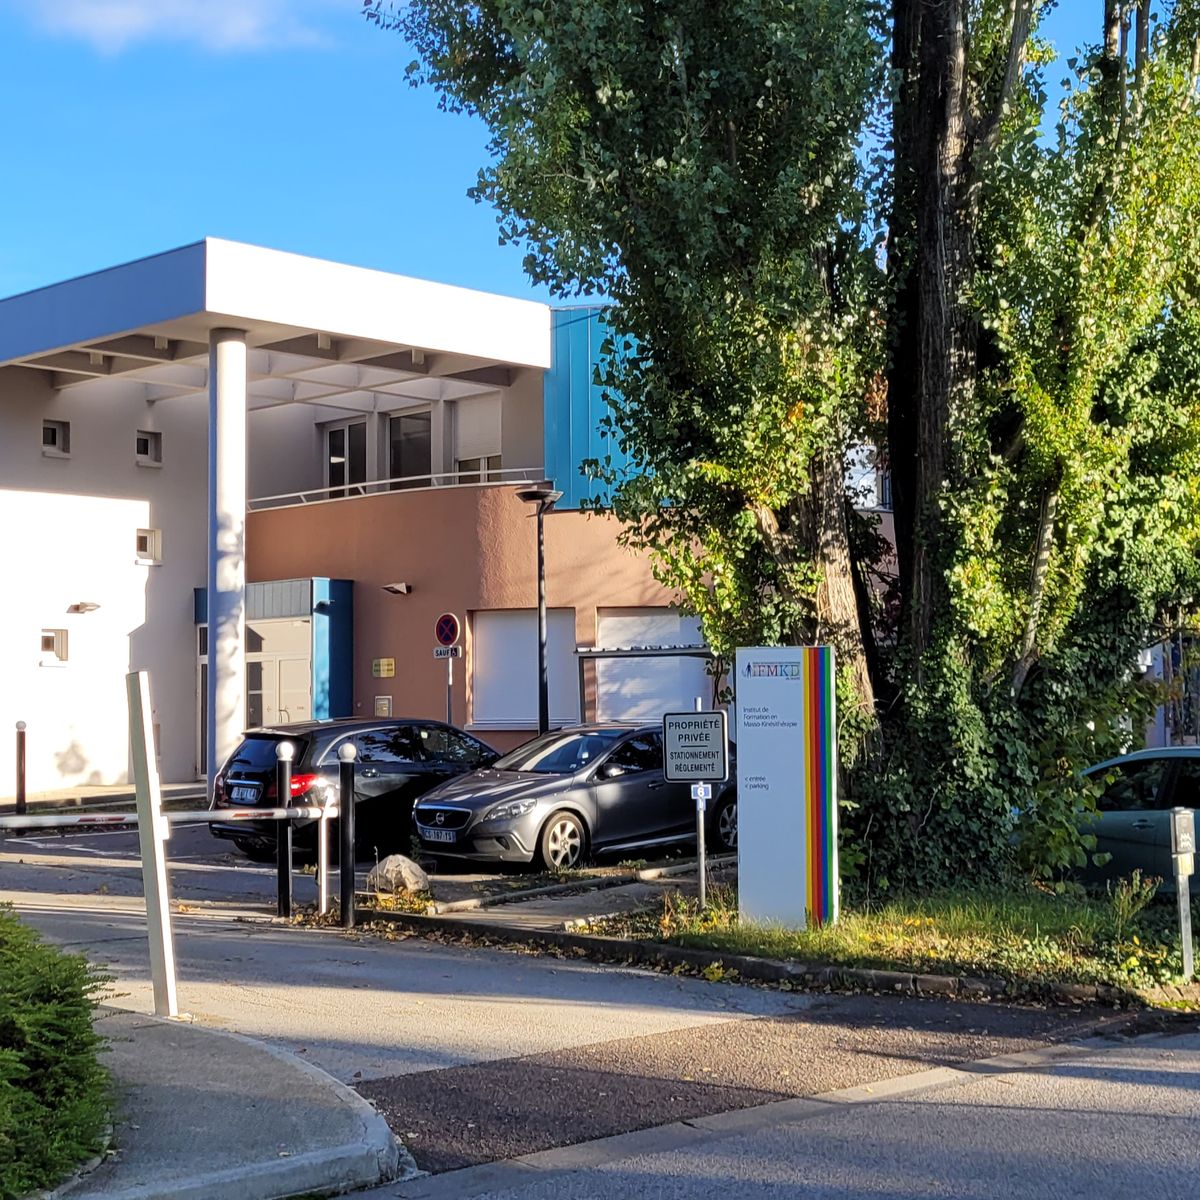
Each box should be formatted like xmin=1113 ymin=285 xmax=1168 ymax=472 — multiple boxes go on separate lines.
xmin=373 ymin=1034 xmax=1200 ymax=1200
xmin=0 ymin=826 xmax=1152 ymax=1177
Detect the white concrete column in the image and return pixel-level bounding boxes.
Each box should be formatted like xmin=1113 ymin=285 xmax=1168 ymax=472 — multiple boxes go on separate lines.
xmin=431 ymin=398 xmax=450 ymax=481
xmin=206 ymin=329 xmax=248 ymax=790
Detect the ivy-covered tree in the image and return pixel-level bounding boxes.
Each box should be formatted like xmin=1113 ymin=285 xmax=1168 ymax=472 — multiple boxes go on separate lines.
xmin=873 ymin=0 xmax=1200 ymax=884
xmin=368 ymin=0 xmax=1200 ymax=888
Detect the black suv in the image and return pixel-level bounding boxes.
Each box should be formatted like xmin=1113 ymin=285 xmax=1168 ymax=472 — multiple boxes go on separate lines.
xmin=209 ymin=718 xmax=498 ymax=861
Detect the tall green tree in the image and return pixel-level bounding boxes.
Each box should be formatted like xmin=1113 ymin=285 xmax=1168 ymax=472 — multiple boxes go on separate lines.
xmin=875 ymin=0 xmax=1200 ymax=883
xmin=368 ymin=0 xmax=1200 ymax=886
xmin=366 ymin=0 xmax=889 ymax=724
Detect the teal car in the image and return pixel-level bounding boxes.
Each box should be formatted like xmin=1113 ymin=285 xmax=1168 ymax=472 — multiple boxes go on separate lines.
xmin=1081 ymin=747 xmax=1200 ymax=889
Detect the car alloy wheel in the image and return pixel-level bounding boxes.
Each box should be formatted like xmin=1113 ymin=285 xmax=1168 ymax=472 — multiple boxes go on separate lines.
xmin=543 ymin=812 xmax=584 ymax=870
xmin=715 ymin=797 xmax=737 ymax=851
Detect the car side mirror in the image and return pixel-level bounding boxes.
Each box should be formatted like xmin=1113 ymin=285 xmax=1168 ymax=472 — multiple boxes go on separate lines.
xmin=600 ymin=762 xmax=627 ymax=780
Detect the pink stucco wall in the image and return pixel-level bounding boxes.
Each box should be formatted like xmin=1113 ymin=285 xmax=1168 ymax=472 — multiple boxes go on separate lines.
xmin=247 ymin=485 xmax=676 ymax=749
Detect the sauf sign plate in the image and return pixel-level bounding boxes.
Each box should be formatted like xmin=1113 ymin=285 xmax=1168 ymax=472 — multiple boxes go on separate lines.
xmin=662 ymin=712 xmax=729 ymax=783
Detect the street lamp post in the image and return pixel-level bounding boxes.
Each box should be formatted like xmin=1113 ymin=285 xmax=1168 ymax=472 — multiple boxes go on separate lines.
xmin=516 ymin=485 xmax=562 ymax=735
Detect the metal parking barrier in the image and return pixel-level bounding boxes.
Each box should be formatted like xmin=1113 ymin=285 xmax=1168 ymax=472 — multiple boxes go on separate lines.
xmin=0 ymin=672 xmax=350 ymax=1017
xmin=0 ymin=806 xmax=337 ymax=833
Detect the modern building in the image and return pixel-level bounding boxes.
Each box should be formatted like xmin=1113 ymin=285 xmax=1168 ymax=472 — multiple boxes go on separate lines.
xmin=0 ymin=240 xmax=718 ymax=796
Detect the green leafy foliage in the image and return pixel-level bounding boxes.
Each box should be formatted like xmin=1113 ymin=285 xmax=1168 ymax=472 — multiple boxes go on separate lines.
xmin=0 ymin=905 xmax=108 ymax=1198
xmin=371 ymin=1 xmax=1200 ymax=892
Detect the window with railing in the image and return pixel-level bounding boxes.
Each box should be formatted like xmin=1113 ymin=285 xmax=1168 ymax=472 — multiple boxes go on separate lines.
xmin=389 ymin=412 xmax=432 ymax=489
xmin=455 ymin=454 xmax=502 ymax=484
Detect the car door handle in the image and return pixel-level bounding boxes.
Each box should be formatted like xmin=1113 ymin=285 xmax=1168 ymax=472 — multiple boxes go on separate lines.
xmin=647 ymin=780 xmax=667 ymax=790
xmin=1131 ymin=819 xmax=1154 ymax=830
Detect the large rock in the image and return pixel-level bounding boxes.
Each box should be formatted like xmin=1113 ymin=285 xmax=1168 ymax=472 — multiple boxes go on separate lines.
xmin=366 ymin=854 xmax=430 ymax=896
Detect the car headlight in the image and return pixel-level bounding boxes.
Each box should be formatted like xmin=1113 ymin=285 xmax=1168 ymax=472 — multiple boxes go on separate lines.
xmin=484 ymin=798 xmax=537 ymax=822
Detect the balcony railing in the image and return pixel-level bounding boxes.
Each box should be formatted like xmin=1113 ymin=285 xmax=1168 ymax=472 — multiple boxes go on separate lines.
xmin=248 ymin=466 xmax=548 ymax=511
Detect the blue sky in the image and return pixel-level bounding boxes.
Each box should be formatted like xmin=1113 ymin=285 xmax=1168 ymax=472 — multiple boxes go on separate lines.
xmin=0 ymin=1 xmax=1096 ymax=303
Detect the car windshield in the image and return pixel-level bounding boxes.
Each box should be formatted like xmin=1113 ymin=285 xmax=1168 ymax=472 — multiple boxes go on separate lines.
xmin=493 ymin=730 xmax=628 ymax=774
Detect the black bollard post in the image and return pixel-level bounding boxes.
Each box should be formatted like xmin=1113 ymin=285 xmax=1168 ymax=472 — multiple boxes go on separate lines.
xmin=338 ymin=741 xmax=357 ymax=929
xmin=275 ymin=741 xmax=294 ymax=918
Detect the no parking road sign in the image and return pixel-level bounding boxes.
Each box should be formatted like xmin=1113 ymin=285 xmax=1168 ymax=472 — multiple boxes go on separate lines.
xmin=435 ymin=613 xmax=461 ymax=648
xmin=662 ymin=711 xmax=729 ymax=783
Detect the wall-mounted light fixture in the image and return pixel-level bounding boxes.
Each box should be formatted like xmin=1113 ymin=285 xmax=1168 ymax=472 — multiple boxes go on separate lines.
xmin=381 ymin=582 xmax=413 ymax=595
xmin=67 ymin=602 xmax=101 ymax=614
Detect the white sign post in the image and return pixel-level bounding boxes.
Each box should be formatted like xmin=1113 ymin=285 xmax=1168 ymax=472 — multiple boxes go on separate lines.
xmin=735 ymin=646 xmax=838 ymax=928
xmin=663 ymin=710 xmax=728 ymax=908
xmin=127 ymin=671 xmax=179 ymax=1018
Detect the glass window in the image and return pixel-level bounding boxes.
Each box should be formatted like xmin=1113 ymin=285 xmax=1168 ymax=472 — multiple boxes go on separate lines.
xmin=419 ymin=726 xmax=495 ymax=765
xmin=327 ymin=423 xmax=366 ymax=497
xmin=1094 ymin=759 xmax=1170 ymax=812
xmin=225 ymin=734 xmax=310 ymax=773
xmin=456 ymin=456 xmax=481 ymax=484
xmin=1169 ymin=759 xmax=1200 ymax=809
xmin=246 ymin=661 xmax=264 ymax=728
xmin=135 ymin=430 xmax=162 ymax=464
xmin=494 ymin=729 xmax=626 ymax=774
xmin=486 ymin=454 xmax=502 ymax=480
xmin=42 ymin=419 xmax=70 ymax=454
xmin=390 ymin=412 xmax=432 ymax=487
xmin=607 ymin=733 xmax=663 ymax=774
xmin=357 ymin=726 xmax=424 ymax=765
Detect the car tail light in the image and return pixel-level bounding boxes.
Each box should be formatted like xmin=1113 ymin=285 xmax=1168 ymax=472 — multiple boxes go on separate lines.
xmin=264 ymin=773 xmax=321 ymax=801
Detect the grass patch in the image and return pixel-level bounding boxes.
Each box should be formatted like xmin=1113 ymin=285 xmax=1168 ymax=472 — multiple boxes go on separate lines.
xmin=606 ymin=875 xmax=1198 ymax=992
xmin=0 ymin=904 xmax=109 ymax=1196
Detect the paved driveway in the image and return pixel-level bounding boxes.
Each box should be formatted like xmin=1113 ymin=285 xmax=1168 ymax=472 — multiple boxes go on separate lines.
xmin=0 ymin=826 xmax=1129 ymax=1176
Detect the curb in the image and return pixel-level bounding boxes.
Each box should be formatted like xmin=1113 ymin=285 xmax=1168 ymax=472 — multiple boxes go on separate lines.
xmin=424 ymin=856 xmax=738 ymax=915
xmin=65 ymin=1010 xmax=414 ymax=1200
xmin=352 ymin=906 xmax=1159 ymax=1009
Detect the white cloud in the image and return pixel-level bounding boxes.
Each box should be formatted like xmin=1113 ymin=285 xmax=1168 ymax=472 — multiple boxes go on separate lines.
xmin=11 ymin=0 xmax=350 ymax=54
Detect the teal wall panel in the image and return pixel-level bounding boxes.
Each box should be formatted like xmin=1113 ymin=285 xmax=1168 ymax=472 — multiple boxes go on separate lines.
xmin=543 ymin=306 xmax=634 ymax=509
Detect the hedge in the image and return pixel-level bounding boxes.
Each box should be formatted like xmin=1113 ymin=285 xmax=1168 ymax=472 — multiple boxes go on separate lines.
xmin=0 ymin=905 xmax=108 ymax=1199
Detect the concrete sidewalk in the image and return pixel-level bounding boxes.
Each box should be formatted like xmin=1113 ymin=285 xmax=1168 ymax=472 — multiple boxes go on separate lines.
xmin=59 ymin=1008 xmax=411 ymax=1200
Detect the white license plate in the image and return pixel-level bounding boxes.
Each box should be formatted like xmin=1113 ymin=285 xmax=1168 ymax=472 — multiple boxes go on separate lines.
xmin=231 ymin=785 xmax=259 ymax=803
xmin=424 ymin=828 xmax=456 ymax=844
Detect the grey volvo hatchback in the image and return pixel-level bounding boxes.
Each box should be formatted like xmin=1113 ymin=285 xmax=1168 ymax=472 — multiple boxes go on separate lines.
xmin=412 ymin=723 xmax=738 ymax=869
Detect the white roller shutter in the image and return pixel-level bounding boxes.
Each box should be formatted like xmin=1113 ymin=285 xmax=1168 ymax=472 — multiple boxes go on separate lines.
xmin=595 ymin=608 xmax=710 ymax=722
xmin=471 ymin=609 xmax=580 ymax=729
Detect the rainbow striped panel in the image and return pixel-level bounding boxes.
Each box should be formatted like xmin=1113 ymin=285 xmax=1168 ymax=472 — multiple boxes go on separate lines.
xmin=803 ymin=646 xmax=838 ymax=925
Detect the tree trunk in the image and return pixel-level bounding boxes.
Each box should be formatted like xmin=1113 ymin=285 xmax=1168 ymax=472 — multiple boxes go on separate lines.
xmin=796 ymin=449 xmax=878 ymax=722
xmin=888 ymin=0 xmax=979 ymax=674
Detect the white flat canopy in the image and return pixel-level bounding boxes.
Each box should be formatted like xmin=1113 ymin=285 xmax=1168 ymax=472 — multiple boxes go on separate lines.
xmin=0 ymin=239 xmax=550 ymax=411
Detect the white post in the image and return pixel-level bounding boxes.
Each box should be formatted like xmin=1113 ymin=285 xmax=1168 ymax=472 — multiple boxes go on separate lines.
xmin=128 ymin=671 xmax=179 ymax=1018
xmin=694 ymin=695 xmax=707 ymax=907
xmin=206 ymin=329 xmax=248 ymax=793
xmin=317 ymin=795 xmax=330 ymax=917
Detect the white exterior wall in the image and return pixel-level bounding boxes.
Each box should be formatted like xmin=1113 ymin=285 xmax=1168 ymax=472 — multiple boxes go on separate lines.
xmin=501 ymin=369 xmax=547 ymax=474
xmin=247 ymin=404 xmax=325 ymax=500
xmin=0 ymin=368 xmax=207 ymax=792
